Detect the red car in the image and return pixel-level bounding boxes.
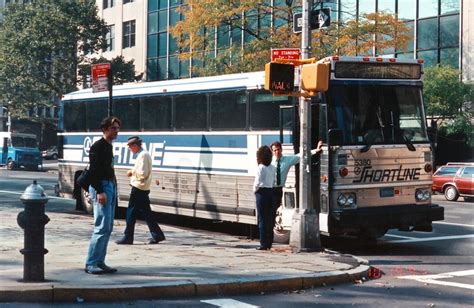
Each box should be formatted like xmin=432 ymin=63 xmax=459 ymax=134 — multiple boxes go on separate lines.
xmin=432 ymin=163 xmax=474 ymax=202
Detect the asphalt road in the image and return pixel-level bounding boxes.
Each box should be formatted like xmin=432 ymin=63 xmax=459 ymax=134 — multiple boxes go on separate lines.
xmin=0 ymin=169 xmax=472 ymax=307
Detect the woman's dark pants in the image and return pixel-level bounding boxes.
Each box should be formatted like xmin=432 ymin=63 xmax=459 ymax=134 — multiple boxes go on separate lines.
xmin=255 ymin=188 xmax=275 ymax=249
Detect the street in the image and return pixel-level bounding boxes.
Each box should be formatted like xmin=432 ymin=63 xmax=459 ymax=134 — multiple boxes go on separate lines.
xmin=0 ymin=169 xmax=472 ymax=307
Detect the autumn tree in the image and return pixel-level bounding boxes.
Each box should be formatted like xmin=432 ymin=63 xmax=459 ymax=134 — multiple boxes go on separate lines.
xmin=170 ymin=1 xmax=411 ymax=76
xmin=0 ymin=0 xmax=107 ymax=116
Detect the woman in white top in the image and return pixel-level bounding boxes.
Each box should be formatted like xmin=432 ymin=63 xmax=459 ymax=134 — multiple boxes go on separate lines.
xmin=253 ymin=145 xmax=276 ymax=250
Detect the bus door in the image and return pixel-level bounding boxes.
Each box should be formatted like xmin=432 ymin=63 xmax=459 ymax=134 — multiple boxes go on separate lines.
xmin=312 ymin=96 xmax=330 ymax=232
xmin=277 ymin=105 xmax=299 ymax=236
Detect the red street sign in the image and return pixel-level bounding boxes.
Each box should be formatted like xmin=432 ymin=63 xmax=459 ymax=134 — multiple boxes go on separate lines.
xmin=91 ymin=63 xmax=110 ymax=93
xmin=271 ymin=48 xmax=301 ymax=61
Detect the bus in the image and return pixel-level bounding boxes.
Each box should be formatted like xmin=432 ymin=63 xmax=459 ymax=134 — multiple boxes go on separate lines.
xmin=58 ymin=55 xmax=443 ymax=241
xmin=0 ymin=132 xmax=42 ymax=171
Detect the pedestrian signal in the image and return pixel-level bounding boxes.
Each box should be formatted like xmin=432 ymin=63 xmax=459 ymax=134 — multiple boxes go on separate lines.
xmin=265 ymin=62 xmax=295 ymax=93
xmin=300 ymin=63 xmax=329 ymax=95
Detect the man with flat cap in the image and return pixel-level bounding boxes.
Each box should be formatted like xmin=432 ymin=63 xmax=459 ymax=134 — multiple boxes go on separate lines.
xmin=116 ymin=136 xmax=166 ymax=245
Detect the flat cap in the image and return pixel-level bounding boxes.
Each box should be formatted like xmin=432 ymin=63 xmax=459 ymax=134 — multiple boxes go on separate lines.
xmin=127 ymin=136 xmax=142 ymax=146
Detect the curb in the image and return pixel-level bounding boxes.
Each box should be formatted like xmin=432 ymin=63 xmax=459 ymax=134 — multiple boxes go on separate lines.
xmin=0 ymin=262 xmax=369 ymax=303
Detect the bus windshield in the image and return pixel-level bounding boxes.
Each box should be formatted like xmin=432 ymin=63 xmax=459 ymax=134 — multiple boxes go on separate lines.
xmin=327 ymin=84 xmax=428 ymax=145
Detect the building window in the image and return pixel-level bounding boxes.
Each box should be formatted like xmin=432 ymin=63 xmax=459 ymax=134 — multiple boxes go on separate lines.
xmin=103 ymin=0 xmax=114 ymax=9
xmin=123 ymin=20 xmax=136 ymax=48
xmin=105 ymin=25 xmax=115 ymax=52
xmin=123 ymin=0 xmax=134 ymax=4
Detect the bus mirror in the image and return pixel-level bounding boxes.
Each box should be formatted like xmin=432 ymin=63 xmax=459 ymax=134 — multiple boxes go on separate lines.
xmin=301 ymin=63 xmax=329 ymax=94
xmin=329 ymin=129 xmax=342 ymax=146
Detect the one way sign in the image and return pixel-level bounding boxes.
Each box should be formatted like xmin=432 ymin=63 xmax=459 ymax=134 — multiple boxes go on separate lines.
xmin=293 ymin=8 xmax=331 ymax=33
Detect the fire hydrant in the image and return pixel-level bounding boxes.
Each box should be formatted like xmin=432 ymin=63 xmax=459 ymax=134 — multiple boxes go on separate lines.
xmin=17 ymin=180 xmax=50 ymax=282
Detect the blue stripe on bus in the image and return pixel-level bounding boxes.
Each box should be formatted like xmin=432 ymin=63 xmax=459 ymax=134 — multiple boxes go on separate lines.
xmin=63 ymin=134 xmax=248 ymax=148
xmin=159 ymin=165 xmax=248 ymax=173
xmin=165 ymin=150 xmax=248 ymax=155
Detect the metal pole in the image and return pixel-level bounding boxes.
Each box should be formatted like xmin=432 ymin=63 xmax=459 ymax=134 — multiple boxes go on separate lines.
xmin=289 ymin=0 xmax=322 ymax=252
xmin=108 ymin=68 xmax=113 ymax=117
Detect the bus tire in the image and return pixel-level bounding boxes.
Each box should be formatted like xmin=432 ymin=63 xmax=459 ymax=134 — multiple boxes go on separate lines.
xmin=6 ymin=159 xmax=14 ymax=170
xmin=444 ymin=185 xmax=459 ymax=201
xmin=80 ymin=188 xmax=94 ymax=214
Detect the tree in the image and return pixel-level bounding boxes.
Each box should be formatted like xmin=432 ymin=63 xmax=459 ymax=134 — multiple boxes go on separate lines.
xmin=0 ymin=0 xmax=107 ymax=116
xmin=78 ymin=56 xmax=144 ymax=88
xmin=170 ymin=1 xmax=410 ymax=76
xmin=423 ymin=65 xmax=473 ymax=159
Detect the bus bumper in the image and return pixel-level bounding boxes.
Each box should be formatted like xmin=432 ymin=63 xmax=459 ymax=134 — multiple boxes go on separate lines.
xmin=330 ymin=204 xmax=444 ymax=234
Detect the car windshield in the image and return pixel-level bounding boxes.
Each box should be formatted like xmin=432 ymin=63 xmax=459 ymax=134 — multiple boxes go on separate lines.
xmin=327 ymin=83 xmax=429 ymax=145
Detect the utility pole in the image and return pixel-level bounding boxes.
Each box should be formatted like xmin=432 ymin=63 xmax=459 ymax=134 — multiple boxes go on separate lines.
xmin=289 ymin=0 xmax=322 ymax=252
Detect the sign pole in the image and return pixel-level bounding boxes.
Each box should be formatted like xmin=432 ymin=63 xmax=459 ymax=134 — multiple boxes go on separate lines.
xmin=108 ymin=68 xmax=113 ymax=117
xmin=289 ymin=0 xmax=322 ymax=252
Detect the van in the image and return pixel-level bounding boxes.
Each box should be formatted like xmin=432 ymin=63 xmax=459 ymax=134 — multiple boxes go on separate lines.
xmin=0 ymin=132 xmax=42 ymax=171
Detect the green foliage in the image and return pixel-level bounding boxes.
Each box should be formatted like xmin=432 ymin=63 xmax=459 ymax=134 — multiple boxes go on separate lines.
xmin=423 ymin=65 xmax=473 ymax=146
xmin=78 ymin=56 xmax=143 ymax=88
xmin=0 ymin=0 xmax=107 ymax=116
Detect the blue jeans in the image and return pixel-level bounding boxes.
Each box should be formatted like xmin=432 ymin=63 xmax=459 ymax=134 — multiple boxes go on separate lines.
xmin=124 ymin=186 xmax=165 ymax=241
xmin=85 ymin=180 xmax=116 ymax=267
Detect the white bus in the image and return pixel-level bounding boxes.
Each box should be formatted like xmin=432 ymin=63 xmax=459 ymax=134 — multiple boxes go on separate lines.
xmin=58 ymin=56 xmax=443 ymax=241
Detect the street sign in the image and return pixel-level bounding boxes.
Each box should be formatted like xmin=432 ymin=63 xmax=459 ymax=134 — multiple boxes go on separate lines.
xmin=271 ymin=48 xmax=301 ymax=61
xmin=91 ymin=63 xmax=111 ymax=93
xmin=293 ymin=8 xmax=331 ymax=33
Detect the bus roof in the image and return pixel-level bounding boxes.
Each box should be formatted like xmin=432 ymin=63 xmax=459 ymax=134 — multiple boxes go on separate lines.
xmin=62 ymin=71 xmax=266 ymax=101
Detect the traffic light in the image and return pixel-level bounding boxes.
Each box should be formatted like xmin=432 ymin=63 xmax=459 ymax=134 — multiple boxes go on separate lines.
xmin=265 ymin=62 xmax=295 ymax=93
xmin=301 ymin=63 xmax=329 ymax=95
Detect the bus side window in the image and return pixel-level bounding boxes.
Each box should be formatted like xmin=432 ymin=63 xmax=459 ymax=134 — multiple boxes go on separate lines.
xmin=210 ymin=91 xmax=247 ymax=130
xmin=175 ymin=93 xmax=208 ymax=130
xmin=250 ymin=91 xmax=291 ymax=130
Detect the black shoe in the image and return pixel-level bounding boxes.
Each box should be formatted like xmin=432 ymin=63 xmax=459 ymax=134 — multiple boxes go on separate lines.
xmin=256 ymin=246 xmax=269 ymax=251
xmin=84 ymin=265 xmax=106 ymax=275
xmin=116 ymin=237 xmax=133 ymax=245
xmin=148 ymin=237 xmax=165 ymax=244
xmin=98 ymin=263 xmax=117 ymax=274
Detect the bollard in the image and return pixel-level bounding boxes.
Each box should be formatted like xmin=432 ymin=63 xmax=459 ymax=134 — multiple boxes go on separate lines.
xmin=17 ymin=180 xmax=50 ymax=282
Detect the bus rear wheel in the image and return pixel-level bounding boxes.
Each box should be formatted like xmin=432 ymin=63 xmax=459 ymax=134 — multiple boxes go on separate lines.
xmin=81 ymin=188 xmax=94 ymax=214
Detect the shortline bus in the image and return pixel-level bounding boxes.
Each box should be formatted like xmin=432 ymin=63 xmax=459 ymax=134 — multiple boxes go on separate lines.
xmin=58 ymin=55 xmax=444 ymax=242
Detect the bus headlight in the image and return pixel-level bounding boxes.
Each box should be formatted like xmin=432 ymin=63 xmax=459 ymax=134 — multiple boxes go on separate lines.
xmin=415 ymin=189 xmax=431 ymax=201
xmin=337 ymin=193 xmax=356 ymax=207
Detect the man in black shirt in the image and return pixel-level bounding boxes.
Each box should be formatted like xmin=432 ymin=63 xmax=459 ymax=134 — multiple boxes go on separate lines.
xmin=84 ymin=116 xmax=121 ymax=275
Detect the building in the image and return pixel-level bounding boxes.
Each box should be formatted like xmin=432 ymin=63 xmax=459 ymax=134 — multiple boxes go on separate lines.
xmin=137 ymin=0 xmax=469 ymax=83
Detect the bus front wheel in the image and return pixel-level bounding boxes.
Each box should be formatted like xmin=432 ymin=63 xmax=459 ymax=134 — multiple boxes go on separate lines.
xmin=80 ymin=188 xmax=94 ymax=214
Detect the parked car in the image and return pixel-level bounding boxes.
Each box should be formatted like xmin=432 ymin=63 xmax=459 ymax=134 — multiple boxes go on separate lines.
xmin=42 ymin=146 xmax=58 ymax=160
xmin=432 ymin=163 xmax=474 ymax=202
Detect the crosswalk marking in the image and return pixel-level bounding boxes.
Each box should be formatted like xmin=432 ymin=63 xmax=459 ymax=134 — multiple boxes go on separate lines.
xmin=389 ymin=234 xmax=474 ymax=243
xmin=399 ymin=269 xmax=474 ymax=290
xmin=434 ymin=221 xmax=474 ymax=228
xmin=201 ymin=299 xmax=259 ymax=307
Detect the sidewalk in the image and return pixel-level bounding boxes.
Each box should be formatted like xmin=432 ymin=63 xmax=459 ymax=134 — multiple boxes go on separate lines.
xmin=0 ymin=199 xmax=369 ymax=303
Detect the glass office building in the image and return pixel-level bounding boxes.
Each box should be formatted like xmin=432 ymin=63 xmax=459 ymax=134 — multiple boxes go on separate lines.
xmin=146 ymin=0 xmax=463 ymax=82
